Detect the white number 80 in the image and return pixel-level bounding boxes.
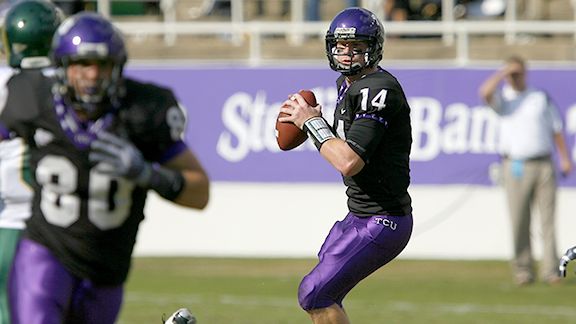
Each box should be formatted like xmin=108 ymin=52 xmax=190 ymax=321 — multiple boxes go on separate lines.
xmin=36 ymin=155 xmax=135 ymax=230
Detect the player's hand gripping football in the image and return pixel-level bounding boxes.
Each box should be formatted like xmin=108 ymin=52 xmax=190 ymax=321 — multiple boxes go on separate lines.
xmin=278 ymin=92 xmax=322 ymax=130
xmin=90 ymin=131 xmax=151 ymax=186
xmin=558 ymin=246 xmax=576 ymax=277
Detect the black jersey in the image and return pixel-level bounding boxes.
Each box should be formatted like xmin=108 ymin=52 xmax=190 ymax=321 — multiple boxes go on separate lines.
xmin=0 ymin=70 xmax=188 ymax=285
xmin=334 ymin=69 xmax=412 ymax=217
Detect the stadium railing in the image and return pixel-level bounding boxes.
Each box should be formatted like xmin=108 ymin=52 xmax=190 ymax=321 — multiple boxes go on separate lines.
xmin=113 ymin=19 xmax=576 ymax=64
xmin=96 ymin=0 xmax=576 ymax=63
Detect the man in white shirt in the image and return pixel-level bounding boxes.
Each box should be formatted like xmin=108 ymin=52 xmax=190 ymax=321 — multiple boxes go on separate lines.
xmin=479 ymin=55 xmax=572 ymax=286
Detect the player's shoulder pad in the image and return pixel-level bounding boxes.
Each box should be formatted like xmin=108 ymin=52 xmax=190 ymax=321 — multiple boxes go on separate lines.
xmin=355 ymin=69 xmax=402 ymax=92
xmin=8 ymin=68 xmax=55 ymax=91
xmin=124 ymin=77 xmax=174 ymax=96
xmin=122 ymin=79 xmax=178 ymax=114
xmin=1 ymin=69 xmax=53 ymax=120
xmin=123 ymin=78 xmax=176 ymax=107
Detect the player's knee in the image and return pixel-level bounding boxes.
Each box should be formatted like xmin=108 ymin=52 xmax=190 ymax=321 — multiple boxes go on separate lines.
xmin=298 ymin=275 xmax=315 ymax=310
xmin=298 ymin=274 xmax=331 ymax=311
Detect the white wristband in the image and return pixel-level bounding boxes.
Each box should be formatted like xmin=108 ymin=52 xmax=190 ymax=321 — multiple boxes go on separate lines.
xmin=303 ymin=117 xmax=336 ymax=149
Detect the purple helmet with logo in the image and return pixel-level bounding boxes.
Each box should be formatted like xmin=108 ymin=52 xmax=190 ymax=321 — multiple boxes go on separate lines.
xmin=325 ymin=7 xmax=384 ymax=76
xmin=51 ymin=12 xmax=127 ymax=109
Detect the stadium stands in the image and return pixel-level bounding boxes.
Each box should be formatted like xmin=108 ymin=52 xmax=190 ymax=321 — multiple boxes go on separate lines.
xmin=3 ymin=0 xmax=576 ymax=63
xmin=109 ymin=0 xmax=576 ymax=63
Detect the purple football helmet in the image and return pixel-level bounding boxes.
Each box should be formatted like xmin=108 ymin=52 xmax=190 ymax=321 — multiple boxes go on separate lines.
xmin=325 ymin=7 xmax=385 ymax=76
xmin=51 ymin=12 xmax=127 ymax=111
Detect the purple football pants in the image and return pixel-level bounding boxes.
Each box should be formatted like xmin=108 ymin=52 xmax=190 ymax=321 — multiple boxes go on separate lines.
xmin=9 ymin=238 xmax=123 ymax=324
xmin=298 ymin=212 xmax=413 ymax=311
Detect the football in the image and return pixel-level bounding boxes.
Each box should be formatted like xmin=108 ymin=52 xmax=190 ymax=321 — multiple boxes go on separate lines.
xmin=275 ymin=90 xmax=317 ymax=151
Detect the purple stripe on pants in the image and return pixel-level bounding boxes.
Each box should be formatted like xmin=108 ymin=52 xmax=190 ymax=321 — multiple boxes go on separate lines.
xmin=9 ymin=238 xmax=123 ymax=324
xmin=298 ymin=213 xmax=413 ymax=311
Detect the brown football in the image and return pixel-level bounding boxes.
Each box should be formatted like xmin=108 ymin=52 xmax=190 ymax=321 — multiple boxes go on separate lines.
xmin=275 ymin=90 xmax=317 ymax=151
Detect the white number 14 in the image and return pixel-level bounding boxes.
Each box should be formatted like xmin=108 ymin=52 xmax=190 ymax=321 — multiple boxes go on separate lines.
xmin=360 ymin=88 xmax=388 ymax=111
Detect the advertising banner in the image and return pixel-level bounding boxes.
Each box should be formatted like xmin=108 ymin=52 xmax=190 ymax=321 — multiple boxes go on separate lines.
xmin=126 ymin=65 xmax=576 ymax=186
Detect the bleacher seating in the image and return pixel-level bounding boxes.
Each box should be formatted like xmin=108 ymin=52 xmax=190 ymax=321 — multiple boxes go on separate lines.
xmin=12 ymin=0 xmax=576 ymax=63
xmin=115 ymin=0 xmax=576 ymax=63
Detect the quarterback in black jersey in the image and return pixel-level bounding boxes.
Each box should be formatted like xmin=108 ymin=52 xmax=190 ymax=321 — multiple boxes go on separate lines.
xmin=279 ymin=7 xmax=413 ymax=324
xmin=0 ymin=12 xmax=209 ymax=324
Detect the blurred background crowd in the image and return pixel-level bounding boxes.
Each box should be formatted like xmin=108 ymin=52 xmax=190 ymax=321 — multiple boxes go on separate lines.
xmin=0 ymin=0 xmax=566 ymax=62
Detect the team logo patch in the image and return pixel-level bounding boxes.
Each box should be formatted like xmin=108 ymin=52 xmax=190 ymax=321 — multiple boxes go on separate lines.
xmin=374 ymin=217 xmax=397 ymax=230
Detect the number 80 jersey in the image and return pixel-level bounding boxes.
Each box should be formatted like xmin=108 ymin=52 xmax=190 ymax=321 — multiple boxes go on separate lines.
xmin=0 ymin=70 xmax=189 ymax=285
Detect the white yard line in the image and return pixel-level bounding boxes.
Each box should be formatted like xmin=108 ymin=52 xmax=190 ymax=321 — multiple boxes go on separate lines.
xmin=124 ymin=292 xmax=576 ymax=318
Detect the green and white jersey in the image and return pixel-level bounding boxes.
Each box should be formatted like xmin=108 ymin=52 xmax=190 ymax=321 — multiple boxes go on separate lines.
xmin=0 ymin=68 xmax=32 ymax=229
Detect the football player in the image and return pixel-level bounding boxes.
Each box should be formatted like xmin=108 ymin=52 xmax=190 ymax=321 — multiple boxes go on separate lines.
xmin=0 ymin=1 xmax=62 ymax=324
xmin=279 ymin=7 xmax=413 ymax=324
xmin=1 ymin=12 xmax=210 ymax=324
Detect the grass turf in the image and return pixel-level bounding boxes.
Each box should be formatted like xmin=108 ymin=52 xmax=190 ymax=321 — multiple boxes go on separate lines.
xmin=117 ymin=258 xmax=576 ymax=324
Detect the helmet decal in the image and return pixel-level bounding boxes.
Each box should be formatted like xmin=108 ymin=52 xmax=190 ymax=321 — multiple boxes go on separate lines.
xmin=333 ymin=27 xmax=357 ymax=39
xmin=52 ymin=12 xmax=127 ymax=66
xmin=75 ymin=42 xmax=110 ymax=57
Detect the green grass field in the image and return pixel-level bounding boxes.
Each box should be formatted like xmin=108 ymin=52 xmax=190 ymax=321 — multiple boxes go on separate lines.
xmin=117 ymin=258 xmax=576 ymax=324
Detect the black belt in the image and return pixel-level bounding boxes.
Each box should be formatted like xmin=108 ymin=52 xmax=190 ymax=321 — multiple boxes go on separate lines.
xmin=502 ymin=154 xmax=551 ymax=162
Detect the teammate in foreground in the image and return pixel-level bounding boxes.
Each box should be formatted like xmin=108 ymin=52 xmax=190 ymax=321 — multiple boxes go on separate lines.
xmin=559 ymin=246 xmax=576 ymax=277
xmin=1 ymin=12 xmax=210 ymax=323
xmin=279 ymin=7 xmax=413 ymax=324
xmin=0 ymin=1 xmax=62 ymax=324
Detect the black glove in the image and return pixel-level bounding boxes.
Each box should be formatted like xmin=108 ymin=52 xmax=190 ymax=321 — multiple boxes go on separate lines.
xmin=559 ymin=246 xmax=576 ymax=277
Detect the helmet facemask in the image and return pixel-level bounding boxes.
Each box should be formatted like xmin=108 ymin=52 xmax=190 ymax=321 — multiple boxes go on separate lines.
xmin=326 ymin=35 xmax=378 ymax=76
xmin=58 ymin=57 xmax=123 ymax=114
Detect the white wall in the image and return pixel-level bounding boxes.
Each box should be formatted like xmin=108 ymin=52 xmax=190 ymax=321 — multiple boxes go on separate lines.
xmin=134 ymin=183 xmax=576 ymax=260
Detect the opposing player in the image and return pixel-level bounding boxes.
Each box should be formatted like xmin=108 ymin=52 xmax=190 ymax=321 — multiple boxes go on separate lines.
xmin=1 ymin=12 xmax=210 ymax=323
xmin=278 ymin=7 xmax=413 ymax=324
xmin=0 ymin=1 xmax=62 ymax=324
xmin=559 ymin=246 xmax=576 ymax=277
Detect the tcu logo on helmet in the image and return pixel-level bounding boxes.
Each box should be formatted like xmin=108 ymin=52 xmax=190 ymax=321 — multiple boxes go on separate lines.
xmin=76 ymin=43 xmax=109 ymax=57
xmin=334 ymin=27 xmax=356 ymax=39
